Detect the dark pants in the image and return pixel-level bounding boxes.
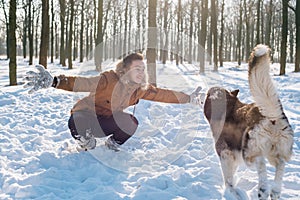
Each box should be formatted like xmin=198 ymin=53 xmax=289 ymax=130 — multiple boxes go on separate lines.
xmin=68 ymin=111 xmax=139 ymax=144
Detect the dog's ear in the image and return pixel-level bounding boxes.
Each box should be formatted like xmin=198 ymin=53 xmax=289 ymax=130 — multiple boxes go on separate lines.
xmin=231 ymin=89 xmax=239 ymax=97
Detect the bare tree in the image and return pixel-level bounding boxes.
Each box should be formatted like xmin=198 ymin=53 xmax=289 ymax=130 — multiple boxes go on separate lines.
xmin=22 ymin=0 xmax=28 ymax=59
xmin=50 ymin=0 xmax=54 ymax=63
xmin=2 ymin=0 xmax=10 ymax=58
xmin=39 ymin=0 xmax=49 ymax=68
xmin=289 ymin=13 xmax=294 ymax=63
xmin=188 ymin=0 xmax=195 ymax=64
xmin=237 ymin=0 xmax=243 ymax=66
xmin=59 ymin=0 xmax=66 ymax=66
xmin=9 ymin=0 xmax=17 ymax=85
xmin=95 ymin=0 xmax=103 ymax=71
xmin=265 ymin=0 xmax=274 ymax=46
xmin=280 ymin=0 xmax=288 ymax=75
xmin=295 ymin=0 xmax=300 ymax=72
xmin=112 ymin=0 xmax=118 ymax=60
xmin=28 ymin=0 xmax=34 ymax=65
xmin=136 ymin=0 xmax=141 ymax=53
xmin=243 ymin=0 xmax=252 ymax=60
xmin=79 ymin=0 xmax=85 ymax=62
xmin=147 ymin=0 xmax=157 ymax=85
xmin=85 ymin=1 xmax=94 ymax=60
xmin=1 ymin=0 xmax=298 ymax=76
xmin=34 ymin=9 xmax=40 ymax=58
xmin=67 ymin=0 xmax=74 ymax=69
xmin=123 ymin=0 xmax=129 ymax=54
xmin=211 ymin=0 xmax=218 ymax=71
xmin=162 ymin=0 xmax=169 ymax=64
xmin=199 ymin=0 xmax=208 ymax=73
xmin=256 ymin=0 xmax=262 ymax=44
xmin=219 ymin=0 xmax=225 ymax=67
xmin=176 ymin=0 xmax=182 ymax=66
xmin=102 ymin=0 xmax=112 ymax=59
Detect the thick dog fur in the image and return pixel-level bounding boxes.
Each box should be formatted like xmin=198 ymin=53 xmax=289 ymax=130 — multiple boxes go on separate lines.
xmin=204 ymin=44 xmax=294 ymax=200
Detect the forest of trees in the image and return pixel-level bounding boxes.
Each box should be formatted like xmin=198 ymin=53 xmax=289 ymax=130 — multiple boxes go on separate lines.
xmin=1 ymin=0 xmax=299 ymax=86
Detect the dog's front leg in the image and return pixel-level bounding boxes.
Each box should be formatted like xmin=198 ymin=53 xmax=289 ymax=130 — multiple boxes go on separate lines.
xmin=220 ymin=149 xmax=239 ymax=188
xmin=270 ymin=158 xmax=285 ymax=200
xmin=256 ymin=156 xmax=269 ymax=200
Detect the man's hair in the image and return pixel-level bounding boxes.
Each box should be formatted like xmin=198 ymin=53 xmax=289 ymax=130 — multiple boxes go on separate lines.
xmin=116 ymin=53 xmax=144 ymax=76
xmin=115 ymin=53 xmax=148 ymax=90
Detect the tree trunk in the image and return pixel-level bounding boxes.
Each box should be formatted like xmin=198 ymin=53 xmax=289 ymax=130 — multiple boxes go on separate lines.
xmin=243 ymin=0 xmax=251 ymax=61
xmin=180 ymin=13 xmax=184 ymax=64
xmin=219 ymin=0 xmax=225 ymax=67
xmin=90 ymin=18 xmax=94 ymax=60
xmin=73 ymin=12 xmax=78 ymax=61
xmin=147 ymin=0 xmax=157 ymax=86
xmin=211 ymin=0 xmax=218 ymax=71
xmin=265 ymin=0 xmax=273 ymax=46
xmin=128 ymin=6 xmax=133 ymax=56
xmin=136 ymin=0 xmax=141 ymax=53
xmin=199 ymin=0 xmax=208 ymax=73
xmin=295 ymin=0 xmax=300 ymax=72
xmin=207 ymin=22 xmax=212 ymax=65
xmin=95 ymin=0 xmax=103 ymax=71
xmin=1 ymin=0 xmax=9 ymax=59
xmin=85 ymin=17 xmax=89 ymax=59
xmin=102 ymin=0 xmax=111 ymax=59
xmin=39 ymin=0 xmax=49 ymax=68
xmin=188 ymin=0 xmax=195 ymax=64
xmin=35 ymin=12 xmax=39 ymax=58
xmin=50 ymin=0 xmax=54 ymax=63
xmin=55 ymin=22 xmax=59 ymax=59
xmin=143 ymin=5 xmax=147 ymax=51
xmin=237 ymin=0 xmax=242 ymax=66
xmin=9 ymin=0 xmax=17 ymax=85
xmin=162 ymin=0 xmax=169 ymax=64
xmin=159 ymin=4 xmax=163 ymax=61
xmin=28 ymin=0 xmax=34 ymax=65
xmin=123 ymin=0 xmax=129 ymax=55
xmin=65 ymin=6 xmax=69 ymax=62
xmin=176 ymin=0 xmax=182 ymax=66
xmin=112 ymin=0 xmax=117 ymax=60
xmin=280 ymin=0 xmax=288 ymax=75
xmin=256 ymin=0 xmax=261 ymax=44
xmin=67 ymin=0 xmax=74 ymax=69
xmin=22 ymin=3 xmax=27 ymax=59
xmin=289 ymin=18 xmax=294 ymax=63
xmin=79 ymin=0 xmax=85 ymax=62
xmin=59 ymin=0 xmax=66 ymax=66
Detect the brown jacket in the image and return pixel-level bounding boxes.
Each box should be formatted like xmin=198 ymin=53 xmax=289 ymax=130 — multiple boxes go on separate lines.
xmin=56 ymin=70 xmax=190 ymax=116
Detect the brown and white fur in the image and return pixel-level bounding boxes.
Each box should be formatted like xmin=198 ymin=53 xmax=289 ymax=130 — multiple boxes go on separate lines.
xmin=203 ymin=44 xmax=294 ymax=200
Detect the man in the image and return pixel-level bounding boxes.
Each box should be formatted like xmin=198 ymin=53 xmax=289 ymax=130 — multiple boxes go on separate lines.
xmin=24 ymin=53 xmax=204 ymax=151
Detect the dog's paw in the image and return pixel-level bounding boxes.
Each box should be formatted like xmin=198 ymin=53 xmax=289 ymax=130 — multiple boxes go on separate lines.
xmin=270 ymin=187 xmax=281 ymax=200
xmin=269 ymin=182 xmax=281 ymax=200
xmin=224 ymin=186 xmax=248 ymax=200
xmin=258 ymin=185 xmax=269 ymax=200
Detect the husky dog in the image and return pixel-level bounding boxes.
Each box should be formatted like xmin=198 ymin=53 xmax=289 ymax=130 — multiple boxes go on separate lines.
xmin=203 ymin=44 xmax=294 ymax=200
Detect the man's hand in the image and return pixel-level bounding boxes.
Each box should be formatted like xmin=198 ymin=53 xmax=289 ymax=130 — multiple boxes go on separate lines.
xmin=24 ymin=65 xmax=53 ymax=94
xmin=190 ymin=86 xmax=206 ymax=106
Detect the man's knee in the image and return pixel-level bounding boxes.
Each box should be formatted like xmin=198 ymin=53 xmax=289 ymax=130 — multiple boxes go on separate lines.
xmin=114 ymin=112 xmax=138 ymax=133
xmin=68 ymin=114 xmax=78 ymax=139
xmin=68 ymin=112 xmax=105 ymax=139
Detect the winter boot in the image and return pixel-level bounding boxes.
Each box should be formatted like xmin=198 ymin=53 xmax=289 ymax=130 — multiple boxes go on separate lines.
xmin=75 ymin=129 xmax=96 ymax=151
xmin=105 ymin=136 xmax=121 ymax=152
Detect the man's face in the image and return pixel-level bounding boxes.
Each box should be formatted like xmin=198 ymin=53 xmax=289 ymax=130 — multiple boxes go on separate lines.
xmin=128 ymin=60 xmax=145 ymax=84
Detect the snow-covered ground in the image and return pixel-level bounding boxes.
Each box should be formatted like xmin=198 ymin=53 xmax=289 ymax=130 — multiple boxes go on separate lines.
xmin=0 ymin=57 xmax=299 ymax=200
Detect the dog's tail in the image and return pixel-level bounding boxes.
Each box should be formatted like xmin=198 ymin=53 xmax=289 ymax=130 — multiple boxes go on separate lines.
xmin=248 ymin=44 xmax=283 ymax=120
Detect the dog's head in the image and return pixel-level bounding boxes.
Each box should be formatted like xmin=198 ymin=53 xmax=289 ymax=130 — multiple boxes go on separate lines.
xmin=204 ymin=87 xmax=240 ymax=122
